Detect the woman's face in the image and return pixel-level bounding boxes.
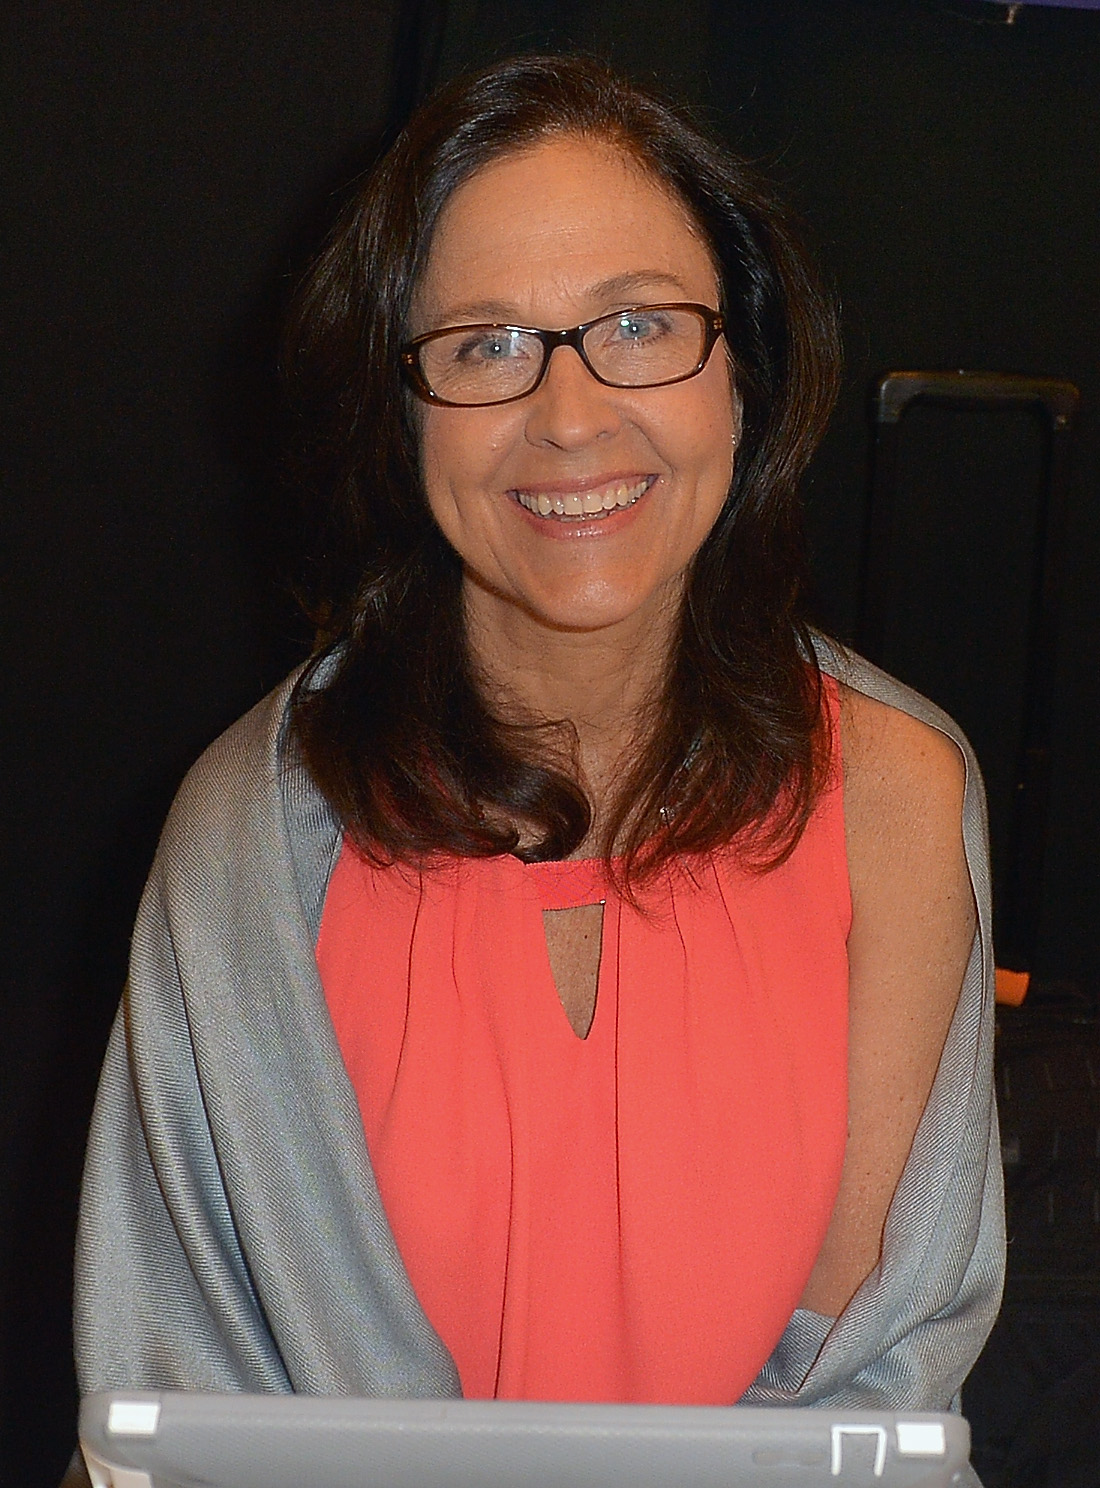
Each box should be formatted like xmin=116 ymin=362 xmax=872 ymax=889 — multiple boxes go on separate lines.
xmin=412 ymin=134 xmax=740 ymax=639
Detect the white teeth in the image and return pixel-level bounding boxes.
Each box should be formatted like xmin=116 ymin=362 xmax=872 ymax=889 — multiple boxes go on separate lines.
xmin=515 ymin=477 xmax=651 ymax=521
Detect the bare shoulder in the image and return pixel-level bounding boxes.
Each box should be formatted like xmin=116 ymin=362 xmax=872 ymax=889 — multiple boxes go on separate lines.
xmin=837 ymin=679 xmax=974 ymax=1010
xmin=798 ymin=680 xmax=975 ymax=1315
xmin=838 ymin=682 xmax=968 ymax=861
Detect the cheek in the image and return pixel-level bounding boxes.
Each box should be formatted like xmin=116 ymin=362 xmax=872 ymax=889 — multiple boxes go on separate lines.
xmin=419 ymin=408 xmax=514 ymax=516
xmin=418 ymin=414 xmax=480 ymax=535
xmin=418 ymin=408 xmax=463 ymax=496
xmin=680 ymin=381 xmax=740 ymax=498
xmin=679 ymin=393 xmax=740 ymax=547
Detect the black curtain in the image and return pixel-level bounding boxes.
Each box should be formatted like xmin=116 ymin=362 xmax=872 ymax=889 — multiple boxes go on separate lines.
xmin=2 ymin=7 xmax=401 ymax=1480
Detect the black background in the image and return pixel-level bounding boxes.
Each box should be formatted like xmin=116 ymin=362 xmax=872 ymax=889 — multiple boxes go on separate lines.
xmin=3 ymin=3 xmax=1098 ymax=1483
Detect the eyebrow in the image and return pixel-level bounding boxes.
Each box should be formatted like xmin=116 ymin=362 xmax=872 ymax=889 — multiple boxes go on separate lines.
xmin=434 ymin=271 xmax=698 ymax=327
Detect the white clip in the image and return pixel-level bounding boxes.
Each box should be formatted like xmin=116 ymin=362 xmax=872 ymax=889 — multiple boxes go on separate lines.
xmin=106 ymin=1400 xmax=160 ymax=1436
xmin=81 ymin=1449 xmax=153 ymax=1488
xmin=831 ymin=1424 xmax=887 ymax=1477
xmin=896 ymin=1420 xmax=947 ymax=1457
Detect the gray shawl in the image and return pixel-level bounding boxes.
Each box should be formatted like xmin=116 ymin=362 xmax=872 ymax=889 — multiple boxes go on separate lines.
xmin=74 ymin=639 xmax=1004 ymax=1433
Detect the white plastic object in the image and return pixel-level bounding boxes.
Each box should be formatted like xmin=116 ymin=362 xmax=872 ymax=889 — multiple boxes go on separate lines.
xmin=896 ymin=1420 xmax=948 ymax=1457
xmin=106 ymin=1400 xmax=160 ymax=1436
xmin=81 ymin=1446 xmax=153 ymax=1488
xmin=830 ymin=1424 xmax=887 ymax=1477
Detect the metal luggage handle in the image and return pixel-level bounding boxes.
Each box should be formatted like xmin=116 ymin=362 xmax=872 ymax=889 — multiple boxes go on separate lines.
xmin=874 ymin=370 xmax=1078 ymax=427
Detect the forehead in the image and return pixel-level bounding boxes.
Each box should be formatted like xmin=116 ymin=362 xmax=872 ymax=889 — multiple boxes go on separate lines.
xmin=413 ymin=134 xmax=718 ymax=329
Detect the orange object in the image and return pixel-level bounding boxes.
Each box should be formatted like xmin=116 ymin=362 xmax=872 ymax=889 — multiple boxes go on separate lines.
xmin=319 ymin=686 xmax=849 ymax=1406
xmin=995 ymin=967 xmax=1030 ymax=1006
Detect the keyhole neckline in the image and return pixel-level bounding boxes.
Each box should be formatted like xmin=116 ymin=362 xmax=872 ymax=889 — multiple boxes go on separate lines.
xmin=521 ymin=855 xmax=612 ymax=912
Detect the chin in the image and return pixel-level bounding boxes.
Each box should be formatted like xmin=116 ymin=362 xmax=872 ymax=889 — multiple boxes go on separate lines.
xmin=521 ymin=583 xmax=672 ymax=635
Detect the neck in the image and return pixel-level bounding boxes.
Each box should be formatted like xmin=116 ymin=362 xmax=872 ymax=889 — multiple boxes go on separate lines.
xmin=462 ymin=578 xmax=680 ymax=812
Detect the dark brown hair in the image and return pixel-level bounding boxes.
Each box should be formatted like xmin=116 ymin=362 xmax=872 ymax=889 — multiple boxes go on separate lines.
xmin=283 ymin=54 xmax=841 ymax=881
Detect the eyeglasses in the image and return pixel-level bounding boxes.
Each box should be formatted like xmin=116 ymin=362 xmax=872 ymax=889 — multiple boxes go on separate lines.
xmin=400 ymin=303 xmax=725 ymax=408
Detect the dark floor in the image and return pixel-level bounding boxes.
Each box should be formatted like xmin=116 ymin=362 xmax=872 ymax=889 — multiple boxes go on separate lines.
xmin=965 ymin=987 xmax=1100 ymax=1487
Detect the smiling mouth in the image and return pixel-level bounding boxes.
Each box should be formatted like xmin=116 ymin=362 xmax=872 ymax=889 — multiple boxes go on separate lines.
xmin=512 ymin=476 xmax=654 ymax=520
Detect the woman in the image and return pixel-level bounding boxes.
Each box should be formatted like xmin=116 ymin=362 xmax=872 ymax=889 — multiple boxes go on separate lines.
xmin=75 ymin=56 xmax=1002 ymax=1414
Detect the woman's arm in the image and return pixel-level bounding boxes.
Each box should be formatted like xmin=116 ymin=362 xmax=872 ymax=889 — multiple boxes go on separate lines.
xmin=744 ymin=644 xmax=1003 ymax=1428
xmin=799 ymin=686 xmax=977 ymax=1316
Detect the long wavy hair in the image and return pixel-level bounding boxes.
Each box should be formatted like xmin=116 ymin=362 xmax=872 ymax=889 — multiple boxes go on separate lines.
xmin=283 ymin=54 xmax=841 ymax=883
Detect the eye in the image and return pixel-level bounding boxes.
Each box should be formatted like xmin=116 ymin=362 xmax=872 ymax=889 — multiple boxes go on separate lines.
xmin=587 ymin=309 xmax=677 ymax=358
xmin=452 ymin=329 xmax=531 ymax=364
xmin=612 ymin=310 xmax=672 ymax=342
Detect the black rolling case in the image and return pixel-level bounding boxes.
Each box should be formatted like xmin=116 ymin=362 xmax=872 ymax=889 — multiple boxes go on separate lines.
xmin=859 ymin=371 xmax=1100 ymax=1486
xmin=859 ymin=369 xmax=1077 ymax=978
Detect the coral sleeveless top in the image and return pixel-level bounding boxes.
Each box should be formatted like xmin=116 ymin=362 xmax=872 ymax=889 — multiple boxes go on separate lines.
xmin=317 ymin=683 xmax=850 ymax=1405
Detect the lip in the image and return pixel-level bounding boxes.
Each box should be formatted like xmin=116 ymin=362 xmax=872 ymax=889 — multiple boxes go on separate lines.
xmin=509 ymin=471 xmax=657 ymax=498
xmin=508 ymin=474 xmax=658 ymax=539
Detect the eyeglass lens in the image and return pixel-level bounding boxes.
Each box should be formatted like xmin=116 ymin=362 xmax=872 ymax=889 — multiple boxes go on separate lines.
xmin=417 ymin=306 xmax=710 ymax=405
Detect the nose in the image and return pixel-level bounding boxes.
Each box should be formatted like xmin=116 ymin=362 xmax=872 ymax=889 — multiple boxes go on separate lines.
xmin=522 ymin=344 xmax=622 ymax=451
